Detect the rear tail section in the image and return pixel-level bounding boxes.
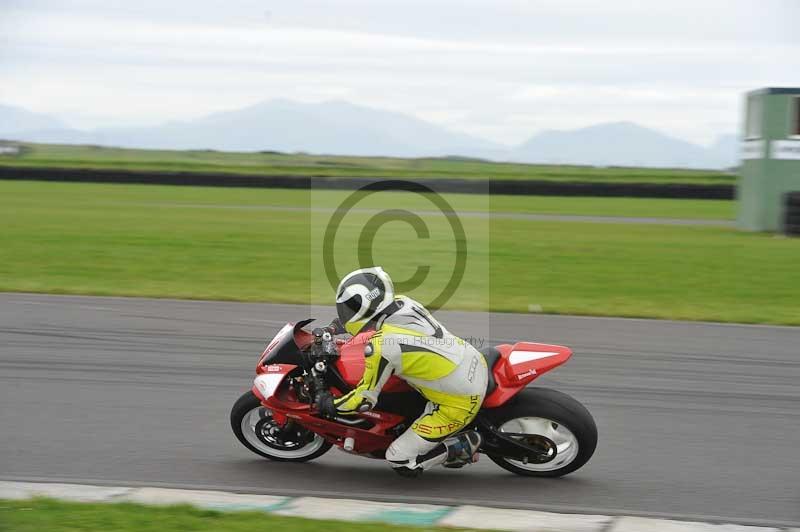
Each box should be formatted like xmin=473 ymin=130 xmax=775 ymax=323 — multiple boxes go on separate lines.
xmin=483 ymin=342 xmax=572 ymax=408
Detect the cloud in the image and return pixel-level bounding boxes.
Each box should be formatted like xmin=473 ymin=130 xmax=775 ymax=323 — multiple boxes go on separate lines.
xmin=0 ymin=0 xmax=798 ymax=144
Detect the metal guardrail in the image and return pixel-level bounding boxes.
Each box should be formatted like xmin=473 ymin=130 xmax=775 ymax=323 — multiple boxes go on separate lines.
xmin=0 ymin=165 xmax=735 ymax=199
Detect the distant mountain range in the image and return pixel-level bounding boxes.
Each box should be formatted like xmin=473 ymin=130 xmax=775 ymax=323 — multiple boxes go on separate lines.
xmin=513 ymin=122 xmax=737 ymax=169
xmin=0 ymin=104 xmax=67 ymax=135
xmin=0 ymin=100 xmax=738 ymax=169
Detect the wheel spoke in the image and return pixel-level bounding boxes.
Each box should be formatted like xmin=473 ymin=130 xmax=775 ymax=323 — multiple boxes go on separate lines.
xmin=498 ymin=416 xmax=579 ymax=472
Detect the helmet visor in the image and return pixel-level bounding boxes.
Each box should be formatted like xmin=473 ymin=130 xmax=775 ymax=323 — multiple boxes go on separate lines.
xmin=336 ymin=294 xmax=362 ymax=327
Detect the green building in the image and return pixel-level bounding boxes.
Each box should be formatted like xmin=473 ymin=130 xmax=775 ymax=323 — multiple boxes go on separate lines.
xmin=738 ymin=87 xmax=800 ymax=232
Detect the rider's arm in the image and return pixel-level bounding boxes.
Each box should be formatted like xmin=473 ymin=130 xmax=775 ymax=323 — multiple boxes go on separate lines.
xmin=334 ymin=331 xmax=396 ymax=413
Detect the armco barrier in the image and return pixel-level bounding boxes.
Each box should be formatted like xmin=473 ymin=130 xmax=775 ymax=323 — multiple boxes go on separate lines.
xmin=0 ymin=165 xmax=735 ymax=199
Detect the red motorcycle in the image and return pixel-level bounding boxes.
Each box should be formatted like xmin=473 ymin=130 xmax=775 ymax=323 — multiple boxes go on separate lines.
xmin=231 ymin=319 xmax=597 ymax=477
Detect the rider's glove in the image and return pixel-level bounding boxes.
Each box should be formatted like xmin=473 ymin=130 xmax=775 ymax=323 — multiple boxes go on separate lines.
xmin=316 ymin=391 xmax=338 ymax=419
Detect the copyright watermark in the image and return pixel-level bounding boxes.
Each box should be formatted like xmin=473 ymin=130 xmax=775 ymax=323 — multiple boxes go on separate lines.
xmin=309 ymin=177 xmax=488 ymax=314
xmin=375 ymin=335 xmax=488 ymax=350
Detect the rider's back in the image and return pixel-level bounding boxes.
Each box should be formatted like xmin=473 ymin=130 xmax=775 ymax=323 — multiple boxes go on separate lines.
xmin=378 ymin=296 xmax=486 ymax=406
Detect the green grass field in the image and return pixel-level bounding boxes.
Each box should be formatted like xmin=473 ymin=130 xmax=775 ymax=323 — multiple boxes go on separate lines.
xmin=1 ymin=181 xmax=796 ymax=325
xmin=0 ymin=142 xmax=735 ymax=184
xmin=0 ymin=498 xmax=468 ymax=532
xmin=0 ymin=180 xmax=736 ymax=219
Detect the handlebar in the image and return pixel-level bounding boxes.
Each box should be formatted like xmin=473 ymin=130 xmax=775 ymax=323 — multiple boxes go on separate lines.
xmin=311 ymin=327 xmax=339 ymax=359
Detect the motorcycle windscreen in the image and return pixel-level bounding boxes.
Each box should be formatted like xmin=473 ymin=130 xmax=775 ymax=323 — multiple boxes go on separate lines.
xmin=259 ymin=319 xmax=315 ymax=366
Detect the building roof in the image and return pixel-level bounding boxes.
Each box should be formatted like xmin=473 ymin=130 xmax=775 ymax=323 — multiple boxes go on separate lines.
xmin=748 ymin=87 xmax=800 ymax=96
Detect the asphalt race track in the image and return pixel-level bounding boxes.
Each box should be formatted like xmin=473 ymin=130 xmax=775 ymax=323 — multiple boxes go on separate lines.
xmin=1 ymin=293 xmax=798 ymax=526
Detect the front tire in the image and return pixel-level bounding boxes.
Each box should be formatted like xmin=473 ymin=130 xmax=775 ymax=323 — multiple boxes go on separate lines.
xmin=481 ymin=388 xmax=597 ymax=477
xmin=230 ymin=391 xmax=332 ymax=462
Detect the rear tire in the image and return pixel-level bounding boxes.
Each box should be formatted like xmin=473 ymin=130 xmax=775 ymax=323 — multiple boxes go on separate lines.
xmin=481 ymin=388 xmax=597 ymax=477
xmin=230 ymin=391 xmax=332 ymax=462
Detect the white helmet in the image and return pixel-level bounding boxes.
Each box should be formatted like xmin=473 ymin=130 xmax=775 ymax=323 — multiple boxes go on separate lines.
xmin=335 ymin=267 xmax=395 ymax=336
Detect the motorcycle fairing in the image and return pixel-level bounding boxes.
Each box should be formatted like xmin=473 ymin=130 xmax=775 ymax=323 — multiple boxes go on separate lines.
xmin=335 ymin=329 xmax=412 ymax=393
xmin=252 ymin=363 xmax=297 ymax=401
xmin=501 ymin=342 xmax=572 ymax=383
xmin=257 ymin=369 xmax=407 ymax=454
xmin=483 ymin=342 xmax=572 ymax=408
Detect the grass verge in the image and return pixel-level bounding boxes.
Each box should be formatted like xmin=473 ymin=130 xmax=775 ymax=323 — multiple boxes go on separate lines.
xmin=0 ymin=498 xmax=465 ymax=532
xmin=1 ymin=181 xmax=796 ymax=325
xmin=0 ymin=142 xmax=735 ymax=184
xmin=0 ymin=180 xmax=735 ymax=219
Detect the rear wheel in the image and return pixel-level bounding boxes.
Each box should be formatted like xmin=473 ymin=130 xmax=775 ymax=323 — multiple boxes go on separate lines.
xmin=481 ymin=388 xmax=597 ymax=477
xmin=230 ymin=391 xmax=332 ymax=462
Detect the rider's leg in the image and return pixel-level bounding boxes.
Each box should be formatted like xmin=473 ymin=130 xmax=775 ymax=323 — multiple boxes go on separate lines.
xmin=385 ymin=402 xmax=481 ymax=475
xmin=385 ymin=428 xmax=438 ymax=475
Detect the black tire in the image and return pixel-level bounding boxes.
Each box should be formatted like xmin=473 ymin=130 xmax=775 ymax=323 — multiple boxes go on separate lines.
xmin=230 ymin=391 xmax=332 ymax=462
xmin=481 ymin=388 xmax=597 ymax=477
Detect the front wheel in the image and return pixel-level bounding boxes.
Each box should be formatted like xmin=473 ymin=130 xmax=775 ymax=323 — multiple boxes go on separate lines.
xmin=230 ymin=391 xmax=332 ymax=462
xmin=481 ymin=388 xmax=597 ymax=477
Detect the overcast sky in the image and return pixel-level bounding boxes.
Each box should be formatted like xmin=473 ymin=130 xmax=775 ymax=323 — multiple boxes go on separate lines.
xmin=1 ymin=0 xmax=798 ymax=146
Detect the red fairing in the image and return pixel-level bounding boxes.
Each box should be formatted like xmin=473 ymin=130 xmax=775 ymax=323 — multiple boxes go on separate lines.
xmin=335 ymin=331 xmax=371 ymax=384
xmin=253 ymin=363 xmax=297 ymax=400
xmin=261 ymin=367 xmax=407 ymax=454
xmin=483 ymin=342 xmax=572 ymax=408
xmin=335 ymin=330 xmax=412 ymax=392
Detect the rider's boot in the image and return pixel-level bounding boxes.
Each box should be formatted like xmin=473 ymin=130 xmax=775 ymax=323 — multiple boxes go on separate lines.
xmin=441 ymin=431 xmax=482 ymax=468
xmin=409 ymin=431 xmax=482 ymax=473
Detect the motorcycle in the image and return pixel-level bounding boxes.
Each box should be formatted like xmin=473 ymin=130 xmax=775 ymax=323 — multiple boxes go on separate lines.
xmin=231 ymin=319 xmax=597 ymax=477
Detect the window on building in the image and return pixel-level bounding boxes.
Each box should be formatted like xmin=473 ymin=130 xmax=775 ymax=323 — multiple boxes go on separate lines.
xmin=745 ymin=97 xmax=762 ymax=138
xmin=791 ymin=97 xmax=800 ymax=137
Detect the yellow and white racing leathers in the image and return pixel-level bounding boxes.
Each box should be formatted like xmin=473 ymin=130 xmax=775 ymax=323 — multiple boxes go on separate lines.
xmin=333 ymin=296 xmax=488 ymax=469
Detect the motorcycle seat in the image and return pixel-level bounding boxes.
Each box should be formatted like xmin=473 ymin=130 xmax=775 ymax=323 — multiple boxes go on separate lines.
xmin=480 ymin=346 xmax=502 ymax=397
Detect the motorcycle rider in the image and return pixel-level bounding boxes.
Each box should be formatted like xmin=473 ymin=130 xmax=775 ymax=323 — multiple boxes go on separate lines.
xmin=317 ymin=267 xmax=488 ymax=476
